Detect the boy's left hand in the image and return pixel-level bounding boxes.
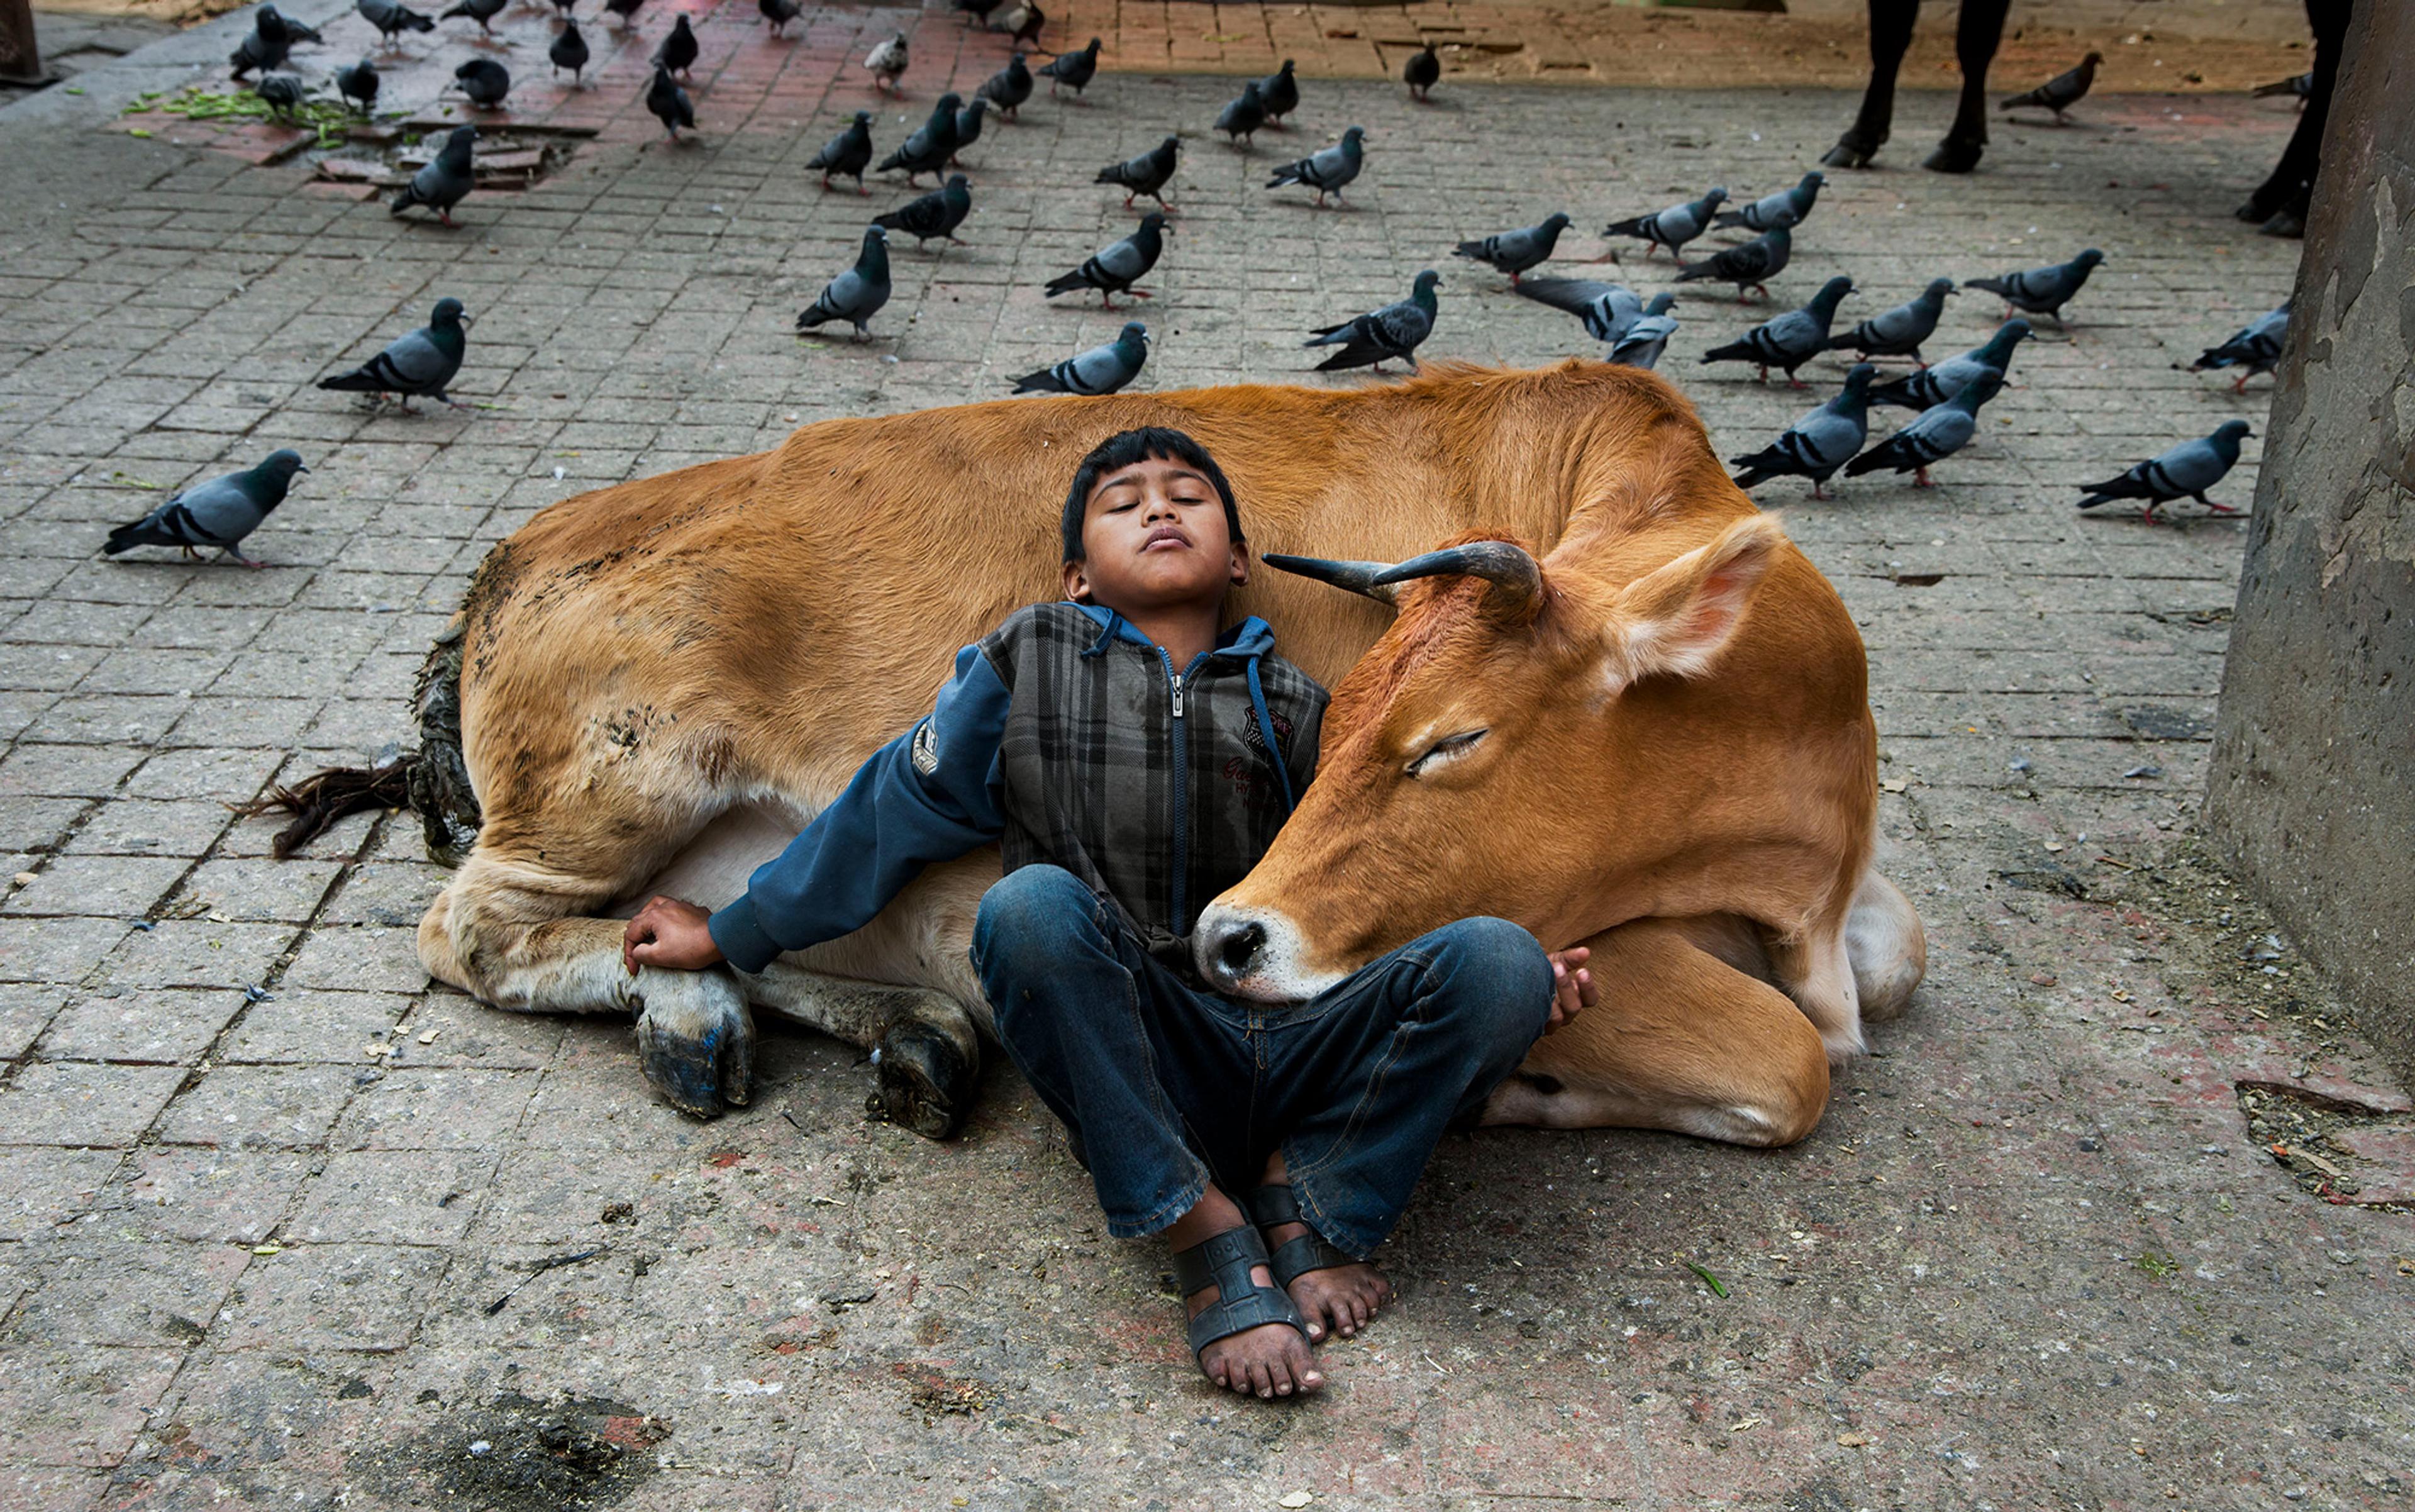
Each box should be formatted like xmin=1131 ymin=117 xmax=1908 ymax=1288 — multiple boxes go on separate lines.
xmin=1545 ymin=946 xmax=1595 ymax=1033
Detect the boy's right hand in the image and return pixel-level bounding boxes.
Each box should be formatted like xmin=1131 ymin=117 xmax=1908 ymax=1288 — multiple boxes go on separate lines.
xmin=623 ymin=896 xmax=724 ymax=974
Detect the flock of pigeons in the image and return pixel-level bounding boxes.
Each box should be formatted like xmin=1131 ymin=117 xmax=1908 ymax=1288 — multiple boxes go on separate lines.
xmin=97 ymin=24 xmax=2296 ymax=565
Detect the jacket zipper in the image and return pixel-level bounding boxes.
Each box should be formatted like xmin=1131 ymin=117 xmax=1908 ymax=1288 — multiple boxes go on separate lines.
xmin=1157 ymin=646 xmax=1211 ymax=931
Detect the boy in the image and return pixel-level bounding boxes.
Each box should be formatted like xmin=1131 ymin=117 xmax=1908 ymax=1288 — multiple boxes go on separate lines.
xmin=623 ymin=428 xmax=1593 ymax=1399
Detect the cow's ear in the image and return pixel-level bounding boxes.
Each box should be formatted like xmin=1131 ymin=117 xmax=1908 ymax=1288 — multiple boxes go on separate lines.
xmin=1597 ymin=513 xmax=1787 ymax=691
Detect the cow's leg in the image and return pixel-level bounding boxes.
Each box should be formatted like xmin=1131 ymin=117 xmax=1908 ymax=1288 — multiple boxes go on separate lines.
xmin=1925 ymin=0 xmax=2008 ymax=174
xmin=1823 ymin=0 xmax=1917 ymax=169
xmin=1844 ymin=868 xmax=1926 ymax=1021
xmin=2236 ymin=0 xmax=2347 ymax=234
xmin=1768 ymin=919 xmax=1865 ymax=1064
xmin=1480 ymin=918 xmax=1829 ymax=1144
xmin=745 ymin=963 xmax=979 ymax=1139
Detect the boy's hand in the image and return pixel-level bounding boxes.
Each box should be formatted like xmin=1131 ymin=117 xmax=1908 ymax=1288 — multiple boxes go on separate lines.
xmin=1545 ymin=946 xmax=1595 ymax=1033
xmin=623 ymin=896 xmax=724 ymax=974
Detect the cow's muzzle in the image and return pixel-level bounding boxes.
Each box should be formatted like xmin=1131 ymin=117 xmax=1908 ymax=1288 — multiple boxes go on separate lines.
xmin=1193 ymin=905 xmax=1340 ymax=1002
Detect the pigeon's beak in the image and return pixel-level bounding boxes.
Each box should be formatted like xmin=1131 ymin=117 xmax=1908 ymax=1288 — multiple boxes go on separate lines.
xmin=296 ymin=465 xmax=312 ymax=473
xmin=459 ymin=313 xmax=475 ymax=326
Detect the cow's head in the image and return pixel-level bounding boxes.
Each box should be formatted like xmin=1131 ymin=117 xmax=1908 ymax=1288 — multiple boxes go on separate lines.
xmin=1193 ymin=512 xmax=1873 ymax=999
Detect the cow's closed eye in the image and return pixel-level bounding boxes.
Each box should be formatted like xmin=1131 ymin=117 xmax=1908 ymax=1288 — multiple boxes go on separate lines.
xmin=1404 ymin=729 xmax=1487 ymax=778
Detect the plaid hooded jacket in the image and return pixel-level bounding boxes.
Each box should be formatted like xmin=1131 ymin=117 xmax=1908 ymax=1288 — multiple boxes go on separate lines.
xmin=709 ymin=601 xmax=1328 ymax=983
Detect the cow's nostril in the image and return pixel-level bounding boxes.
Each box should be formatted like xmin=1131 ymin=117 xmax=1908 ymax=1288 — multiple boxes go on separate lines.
xmin=1218 ymin=921 xmax=1266 ymax=977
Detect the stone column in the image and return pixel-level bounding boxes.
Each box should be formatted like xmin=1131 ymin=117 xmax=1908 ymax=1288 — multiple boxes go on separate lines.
xmin=2206 ymin=0 xmax=2414 ymax=1076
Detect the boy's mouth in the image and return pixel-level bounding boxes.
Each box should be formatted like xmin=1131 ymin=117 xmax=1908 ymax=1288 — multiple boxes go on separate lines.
xmin=1141 ymin=526 xmax=1192 ymax=553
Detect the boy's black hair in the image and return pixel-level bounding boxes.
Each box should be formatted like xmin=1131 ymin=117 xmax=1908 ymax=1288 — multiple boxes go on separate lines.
xmin=1060 ymin=427 xmax=1244 ymax=562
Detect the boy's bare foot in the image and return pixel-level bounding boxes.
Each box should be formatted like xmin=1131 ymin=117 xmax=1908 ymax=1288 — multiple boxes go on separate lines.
xmin=1167 ymin=1188 xmax=1324 ymax=1399
xmin=1250 ymin=1153 xmax=1392 ymax=1343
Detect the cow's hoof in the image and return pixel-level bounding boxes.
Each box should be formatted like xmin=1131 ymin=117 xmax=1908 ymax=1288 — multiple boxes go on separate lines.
xmin=1821 ymin=136 xmax=1877 ymax=170
xmin=633 ymin=966 xmax=755 ymax=1119
xmin=867 ymin=1019 xmax=972 ymax=1140
xmin=1923 ymin=135 xmax=1985 ymax=174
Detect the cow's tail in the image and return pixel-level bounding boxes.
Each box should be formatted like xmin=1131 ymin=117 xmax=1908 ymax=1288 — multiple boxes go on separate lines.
xmin=232 ymin=621 xmax=483 ymax=864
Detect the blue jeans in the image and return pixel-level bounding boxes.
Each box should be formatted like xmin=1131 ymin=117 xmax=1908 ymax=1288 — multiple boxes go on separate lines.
xmin=972 ymin=864 xmax=1554 ymax=1258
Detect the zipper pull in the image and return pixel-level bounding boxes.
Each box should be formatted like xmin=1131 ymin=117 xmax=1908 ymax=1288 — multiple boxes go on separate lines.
xmin=1170 ymin=673 xmax=1184 ymax=718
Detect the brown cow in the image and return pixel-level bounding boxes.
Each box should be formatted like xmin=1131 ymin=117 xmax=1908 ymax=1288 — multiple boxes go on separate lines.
xmin=287 ymin=361 xmax=1918 ymax=1140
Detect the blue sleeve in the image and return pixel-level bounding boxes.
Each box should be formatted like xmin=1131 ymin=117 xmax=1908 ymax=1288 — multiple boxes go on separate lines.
xmin=708 ymin=643 xmax=1009 ymax=973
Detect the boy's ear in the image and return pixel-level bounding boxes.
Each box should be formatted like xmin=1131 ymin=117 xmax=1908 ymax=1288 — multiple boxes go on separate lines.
xmin=1230 ymin=539 xmax=1251 ymax=587
xmin=1062 ymin=559 xmax=1094 ymax=603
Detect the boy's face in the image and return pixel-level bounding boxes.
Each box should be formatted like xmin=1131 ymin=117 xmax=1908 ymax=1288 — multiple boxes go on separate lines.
xmin=1062 ymin=455 xmax=1250 ymax=612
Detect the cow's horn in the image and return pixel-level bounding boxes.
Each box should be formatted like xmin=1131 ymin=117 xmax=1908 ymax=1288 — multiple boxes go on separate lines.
xmin=1260 ymin=553 xmax=1401 ymax=605
xmin=1370 ymin=540 xmax=1541 ymax=613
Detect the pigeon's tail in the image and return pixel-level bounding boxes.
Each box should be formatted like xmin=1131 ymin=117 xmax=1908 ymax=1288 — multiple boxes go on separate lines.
xmin=104 ymin=519 xmax=170 ymax=555
xmin=1841 ymin=443 xmax=1899 ymax=478
xmin=1963 ymin=275 xmax=2010 ymax=297
xmin=402 ymin=8 xmax=434 ymax=29
xmin=233 ymin=620 xmax=481 ymax=864
xmin=1601 ymin=214 xmax=1650 ymax=238
xmin=317 ymin=366 xmax=382 ymax=393
xmin=2190 ymin=344 xmax=2241 ymax=372
xmin=1999 ymin=89 xmax=2045 ymax=112
xmin=1009 ymin=368 xmax=1066 ymax=394
xmin=1729 ymin=465 xmax=1776 ymax=490
xmin=1670 ymin=264 xmax=1713 ymax=286
xmin=389 ymin=182 xmax=423 ymax=216
xmin=1043 ymin=268 xmax=1089 ymax=297
xmin=1699 ymin=340 xmax=1757 ymax=364
xmin=1449 ymin=240 xmax=1489 ymax=262
xmin=1709 ymin=210 xmax=1746 ymax=229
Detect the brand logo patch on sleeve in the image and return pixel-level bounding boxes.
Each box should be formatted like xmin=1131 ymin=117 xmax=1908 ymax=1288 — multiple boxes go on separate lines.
xmin=911 ymin=718 xmax=940 ymax=777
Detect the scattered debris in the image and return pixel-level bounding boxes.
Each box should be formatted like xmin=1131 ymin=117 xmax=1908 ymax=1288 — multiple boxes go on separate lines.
xmin=484 ymin=1248 xmax=608 ymax=1316
xmin=1679 ymin=1257 xmax=1728 ymax=1297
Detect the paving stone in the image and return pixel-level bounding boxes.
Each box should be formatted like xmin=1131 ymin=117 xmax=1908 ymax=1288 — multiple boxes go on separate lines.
xmin=329 ymin=1067 xmax=537 ymax=1152
xmin=213 ymin=1242 xmax=452 ymax=1353
xmin=86 ymin=919 xmax=291 ymax=993
xmin=0 ymin=1148 xmax=123 ymax=1241
xmin=286 ymin=1148 xmax=499 ymax=1245
xmin=0 ymin=1343 xmax=184 ymax=1469
xmin=106 ymin=1147 xmax=314 ymax=1245
xmin=0 ymin=855 xmax=190 ymax=920
xmin=36 ymin=989 xmax=245 ymax=1065
xmin=153 ymin=1064 xmax=358 ymax=1150
xmin=0 ymin=1061 xmax=183 ymax=1148
xmin=218 ymin=989 xmax=412 ymax=1064
xmin=6 ymin=1242 xmax=251 ymax=1347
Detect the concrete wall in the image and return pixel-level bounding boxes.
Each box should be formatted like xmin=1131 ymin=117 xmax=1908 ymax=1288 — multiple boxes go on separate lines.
xmin=2207 ymin=0 xmax=2415 ymax=1077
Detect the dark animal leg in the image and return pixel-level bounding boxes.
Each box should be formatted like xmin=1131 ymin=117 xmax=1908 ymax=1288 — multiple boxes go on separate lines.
xmin=2239 ymin=0 xmax=2346 ymax=234
xmin=1825 ymin=0 xmax=1915 ymax=169
xmin=1926 ymin=0 xmax=2008 ymax=173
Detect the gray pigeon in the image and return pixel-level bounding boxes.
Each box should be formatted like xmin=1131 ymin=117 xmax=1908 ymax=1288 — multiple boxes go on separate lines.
xmin=796 ymin=226 xmax=892 ymax=340
xmin=1607 ymin=292 xmax=1679 ymax=369
xmin=1306 ymin=269 xmax=1438 ymax=373
xmin=438 ymin=0 xmax=504 ymax=37
xmin=391 ymin=125 xmax=476 ymax=225
xmin=1870 ymin=320 xmax=2030 ymax=409
xmin=1452 ymin=212 xmax=1570 ymax=287
xmin=254 ymin=72 xmax=308 ymax=121
xmin=1730 ymin=364 xmax=1877 ymax=498
xmin=104 ymin=450 xmax=307 ymax=568
xmin=2002 ymin=52 xmax=2103 ymax=123
xmin=760 ymin=0 xmax=802 ymax=36
xmin=1096 ymin=136 xmax=1179 ymax=211
xmin=978 ymin=53 xmax=1033 ymax=119
xmin=1714 ymin=172 xmax=1824 ymax=233
xmin=873 ymin=174 xmax=972 ymax=250
xmin=808 ymin=112 xmax=874 ymax=194
xmin=646 ymin=65 xmax=695 ymax=138
xmin=1267 ymin=126 xmax=1363 ymax=206
xmin=1259 ymin=59 xmax=1298 ymax=125
xmin=877 ymin=93 xmax=963 ymax=184
xmin=2252 ymin=72 xmax=2312 ymax=104
xmin=2191 ymin=302 xmax=2289 ymax=392
xmin=452 ymin=58 xmax=509 ymax=111
xmin=1603 ymin=187 xmax=1726 ymax=263
xmin=956 ymin=0 xmax=1003 ymax=28
xmin=317 ymin=297 xmax=472 ymax=410
xmin=1216 ymin=82 xmax=1266 ymax=147
xmin=1038 ymin=37 xmax=1100 ymax=97
xmin=1701 ymin=275 xmax=1853 ymax=386
xmin=1965 ymin=249 xmax=2103 ymax=324
xmin=864 ymin=31 xmax=908 ymax=92
xmin=550 ymin=21 xmax=590 ymax=85
xmin=336 ymin=57 xmax=379 ymax=113
xmin=1403 ymin=42 xmax=1440 ymax=101
xmin=279 ymin=9 xmax=325 ymax=45
xmin=652 ymin=14 xmax=698 ymax=77
xmin=1673 ymin=224 xmax=1790 ymax=301
xmin=1828 ymin=277 xmax=1956 ymax=363
xmin=229 ymin=6 xmax=291 ymax=77
xmin=951 ymin=96 xmax=989 ymax=165
xmin=2076 ymin=421 xmax=2252 ymax=521
xmin=356 ymin=0 xmax=433 ymax=45
xmin=1044 ymin=211 xmax=1165 ymax=307
xmin=1012 ymin=321 xmax=1150 ymax=396
xmin=1514 ymin=277 xmax=1643 ymax=347
xmin=1844 ymin=373 xmax=2002 ymax=487
xmin=1002 ymin=0 xmax=1043 ymax=47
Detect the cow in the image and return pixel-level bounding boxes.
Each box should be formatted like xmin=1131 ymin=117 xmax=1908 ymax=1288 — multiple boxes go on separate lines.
xmin=262 ymin=361 xmax=1923 ymax=1146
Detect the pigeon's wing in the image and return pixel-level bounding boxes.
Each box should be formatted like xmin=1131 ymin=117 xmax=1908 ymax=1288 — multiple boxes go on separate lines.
xmin=165 ymin=477 xmax=267 ymax=544
xmin=1371 ymin=299 xmax=1432 ymax=352
xmin=369 ymin=328 xmax=457 ymax=391
xmin=820 ymin=268 xmax=870 ymax=317
xmin=1513 ymin=277 xmax=1624 ymax=318
xmin=1792 ymin=408 xmax=1865 ymax=469
xmin=2148 ymin=439 xmax=2229 ymax=492
xmin=1757 ymin=309 xmax=1819 ymax=356
xmin=1089 ymin=235 xmax=1147 ymax=282
xmin=1304 ymin=142 xmax=1348 ymax=184
xmin=1906 ymin=406 xmax=1977 ymax=459
xmin=1060 ymin=342 xmax=1132 ymax=395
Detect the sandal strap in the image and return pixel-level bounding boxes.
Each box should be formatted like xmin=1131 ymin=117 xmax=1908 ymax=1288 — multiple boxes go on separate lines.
xmin=1171 ymin=1225 xmax=1308 ymax=1361
xmin=1243 ymin=1184 xmax=1354 ymax=1290
xmin=1240 ymin=1183 xmax=1304 ymax=1229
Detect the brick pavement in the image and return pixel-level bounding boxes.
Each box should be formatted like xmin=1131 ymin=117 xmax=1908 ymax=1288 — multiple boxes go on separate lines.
xmin=1 ymin=6 xmax=2410 ymax=1509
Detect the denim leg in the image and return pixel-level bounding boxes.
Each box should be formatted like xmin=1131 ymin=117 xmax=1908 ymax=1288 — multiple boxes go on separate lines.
xmin=1267 ymin=916 xmax=1554 ymax=1258
xmin=975 ymin=864 xmax=1243 ymax=1238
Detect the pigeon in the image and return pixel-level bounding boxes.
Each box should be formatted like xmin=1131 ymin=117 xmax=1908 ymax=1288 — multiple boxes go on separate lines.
xmin=391 ymin=125 xmax=477 ymax=225
xmin=978 ymin=53 xmax=1032 ymax=119
xmin=2190 ymin=301 xmax=2289 ymax=392
xmin=1673 ymin=223 xmax=1790 ymax=301
xmin=1043 ymin=211 xmax=1165 ymax=307
xmin=1215 ymin=82 xmax=1266 ymax=147
xmin=549 ymin=20 xmax=589 ymax=85
xmin=1843 ymin=372 xmax=2002 ymax=487
xmin=317 ymin=297 xmax=473 ymax=410
xmin=602 ymin=0 xmax=643 ymax=26
xmin=796 ymin=226 xmax=892 ymax=340
xmin=355 ymin=0 xmax=433 ymax=45
xmin=2251 ymin=72 xmax=2312 ymax=104
xmin=1404 ymin=42 xmax=1439 ymax=101
xmin=808 ymin=112 xmax=874 ymax=192
xmin=1607 ymin=292 xmax=1679 ymax=370
xmin=228 ymin=6 xmax=291 ymax=77
xmin=1259 ymin=58 xmax=1298 ymax=126
xmin=1730 ymin=364 xmax=1877 ymax=498
xmin=1003 ymin=0 xmax=1044 ymax=48
xmin=1603 ymin=187 xmax=1726 ymax=263
xmin=335 ymin=57 xmax=379 ymax=112
xmin=1012 ymin=321 xmax=1151 ymax=396
xmin=760 ymin=0 xmax=801 ymax=36
xmin=956 ymin=0 xmax=1004 ymax=26
xmin=652 ymin=15 xmax=697 ymax=79
xmin=2002 ymin=52 xmax=2103 ymax=123
xmin=1267 ymin=125 xmax=1363 ymax=206
xmin=877 ymin=93 xmax=962 ymax=183
xmin=950 ymin=96 xmax=989 ymax=164
xmin=1096 ymin=135 xmax=1179 ymax=211
xmin=2075 ymin=421 xmax=2253 ymax=521
xmin=874 ymin=174 xmax=972 ymax=250
xmin=646 ymin=65 xmax=694 ymax=138
xmin=1869 ymin=320 xmax=2030 ymax=410
xmin=1827 ymin=277 xmax=1956 ymax=364
xmin=1516 ymin=278 xmax=1643 ymax=347
xmin=254 ymin=71 xmax=308 ymax=120
xmin=1701 ymin=275 xmax=1854 ymax=386
xmin=1714 ymin=172 xmax=1824 ymax=233
xmin=864 ymin=30 xmax=908 ymax=92
xmin=1039 ymin=37 xmax=1100 ymax=97
xmin=1452 ymin=212 xmax=1570 ymax=287
xmin=453 ymin=58 xmax=510 ymax=111
xmin=280 ymin=10 xmax=325 ymax=45
xmin=1965 ymin=248 xmax=2103 ymax=325
xmin=104 ymin=450 xmax=308 ymax=569
xmin=438 ymin=0 xmax=504 ymax=38
xmin=1306 ymin=269 xmax=1438 ymax=374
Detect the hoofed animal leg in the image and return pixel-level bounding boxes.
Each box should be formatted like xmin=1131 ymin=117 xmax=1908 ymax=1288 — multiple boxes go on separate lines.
xmin=1842 ymin=868 xmax=1926 ymax=1022
xmin=746 ymin=961 xmax=979 ymax=1139
xmin=1924 ymin=0 xmax=2008 ymax=174
xmin=1824 ymin=0 xmax=1914 ymax=169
